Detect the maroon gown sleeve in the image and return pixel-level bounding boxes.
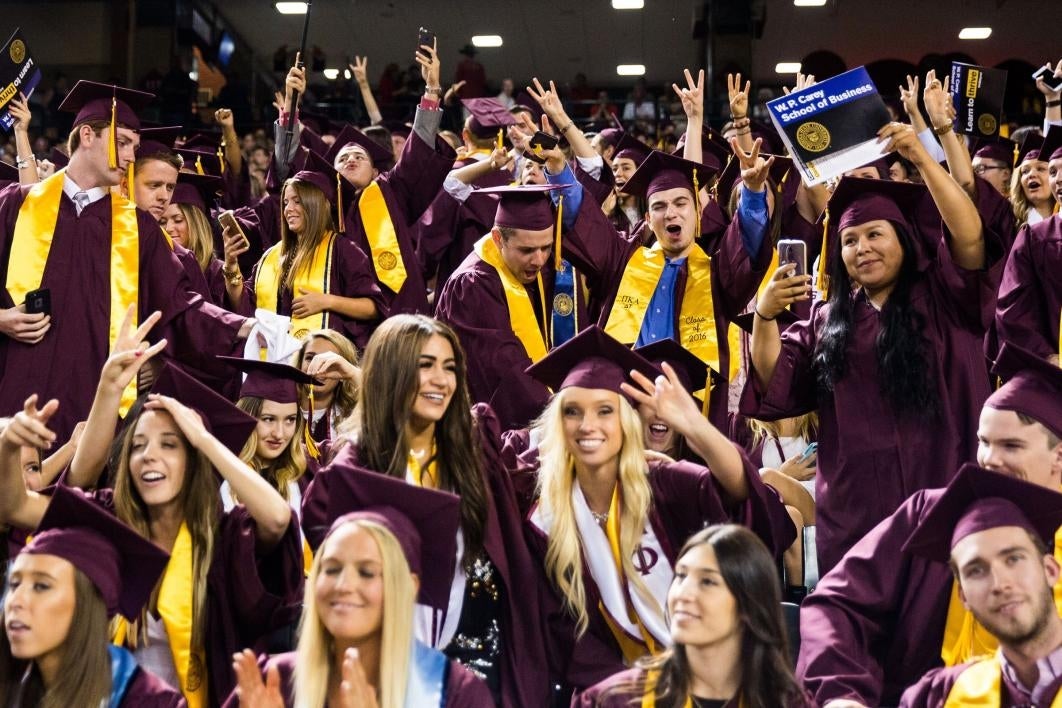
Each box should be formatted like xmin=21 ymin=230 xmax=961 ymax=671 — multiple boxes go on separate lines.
xmin=122 ymin=667 xmax=189 ymax=708
xmin=445 ymin=660 xmax=497 ymax=708
xmin=326 ymin=236 xmax=388 ymax=350
xmin=710 ymin=208 xmax=775 ymax=322
xmin=994 ymin=219 xmax=1061 ymax=361
xmin=738 ymin=305 xmax=823 ymax=421
xmin=571 ymin=668 xmax=644 ymax=708
xmin=897 ymin=664 xmax=967 ymax=708
xmin=376 ymin=127 xmax=458 ymax=227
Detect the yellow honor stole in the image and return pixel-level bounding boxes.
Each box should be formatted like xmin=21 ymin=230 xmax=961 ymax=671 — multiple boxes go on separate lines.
xmin=358 ymin=180 xmax=407 ymax=293
xmin=605 ymin=243 xmax=720 ymax=375
xmin=254 ymin=234 xmax=335 ymax=339
xmin=944 ymin=654 xmax=1062 ymax=707
xmin=942 ymin=525 xmax=1062 ymax=666
xmin=640 ymin=669 xmax=694 ymax=708
xmin=113 ymin=523 xmax=206 ymax=708
xmin=7 ymin=168 xmax=141 ymax=414
xmin=600 ymin=486 xmax=660 ymax=663
xmin=408 ymin=443 xmax=438 ymax=488
xmin=473 ymin=234 xmax=549 ymax=363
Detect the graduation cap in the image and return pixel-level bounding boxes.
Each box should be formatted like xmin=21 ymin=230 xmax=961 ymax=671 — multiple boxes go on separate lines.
xmin=525 ymin=325 xmax=661 ymax=403
xmin=1017 ymin=134 xmax=1045 ymax=165
xmin=986 ymin=343 xmax=1062 ymax=439
xmin=1036 ymin=124 xmax=1062 ymax=164
xmin=217 ymin=356 xmax=321 ymax=405
xmin=596 ymin=128 xmax=624 ymax=150
xmin=0 ymin=161 xmax=17 ymax=185
xmin=620 ymin=150 xmax=720 ymax=201
xmin=901 ymin=463 xmax=1062 ymax=564
xmin=463 ymin=98 xmax=517 ymax=140
xmin=58 ymin=80 xmax=154 ymax=132
xmin=476 ymin=183 xmax=563 ymax=231
xmin=673 ymin=126 xmax=732 ymax=171
xmin=149 ymin=362 xmax=257 ymax=455
xmin=325 ymin=124 xmax=394 ymax=169
xmin=322 ymin=468 xmax=461 ymax=611
xmin=170 ymin=172 xmax=223 ymax=212
xmin=612 ymin=133 xmax=653 ymax=166
xmin=290 ymin=148 xmax=355 ymax=232
xmin=181 ymin=131 xmax=222 ymax=151
xmin=137 ymin=125 xmax=182 ymax=158
xmin=971 ymin=136 xmax=1018 ymax=168
xmin=25 ymin=485 xmax=170 ymax=620
xmin=175 ymin=147 xmax=222 ymax=177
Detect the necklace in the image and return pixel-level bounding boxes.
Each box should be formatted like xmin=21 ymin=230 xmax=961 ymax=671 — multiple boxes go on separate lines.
xmin=591 ymin=510 xmax=608 ymax=525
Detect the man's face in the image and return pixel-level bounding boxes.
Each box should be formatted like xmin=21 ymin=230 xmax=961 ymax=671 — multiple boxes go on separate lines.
xmin=492 ymin=226 xmax=554 ymax=284
xmin=647 ymin=187 xmax=697 ymax=257
xmin=977 ymin=407 xmax=1062 ymax=489
xmin=954 ymin=525 xmax=1060 ymax=646
xmin=132 ymin=159 xmax=179 ymax=220
xmin=334 ymin=144 xmax=378 ymax=189
xmin=81 ymin=124 xmax=140 ymax=186
xmin=972 ymin=156 xmax=1012 ymax=196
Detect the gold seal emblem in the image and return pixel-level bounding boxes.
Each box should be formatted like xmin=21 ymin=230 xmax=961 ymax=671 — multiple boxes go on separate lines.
xmin=553 ymin=292 xmax=574 ymax=317
xmin=293 ymin=327 xmax=309 ymax=339
xmin=977 ymin=113 xmax=997 ymax=136
xmin=377 ymin=250 xmax=398 ymax=271
xmin=9 ymin=40 xmax=25 ymax=64
xmin=796 ymin=122 xmax=830 ymax=153
xmin=187 ymin=654 xmax=204 ymax=691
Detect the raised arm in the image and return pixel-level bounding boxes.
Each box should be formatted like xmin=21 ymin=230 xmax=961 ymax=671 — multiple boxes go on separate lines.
xmin=0 ymin=397 xmax=56 ymax=529
xmin=214 ymin=108 xmax=243 ymax=176
xmin=527 ymin=77 xmax=597 ymax=160
xmin=350 ymin=56 xmax=384 ymax=125
xmin=922 ymin=71 xmax=976 ymax=197
xmin=1037 ymin=59 xmax=1062 ymax=126
xmin=727 ymin=73 xmax=754 ymax=153
xmin=8 ymin=94 xmax=40 ymax=185
xmin=675 ymin=69 xmax=705 ymax=164
xmin=750 ymin=263 xmax=812 ymax=388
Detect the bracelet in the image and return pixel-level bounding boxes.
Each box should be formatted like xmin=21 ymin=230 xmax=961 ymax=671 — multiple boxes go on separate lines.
xmin=736 ymin=128 xmax=751 ymax=136
xmin=15 ymin=156 xmax=30 ymax=170
xmin=1048 ymin=99 xmax=1061 ymax=108
xmin=559 ymin=121 xmax=575 ymax=134
xmin=932 ymin=122 xmax=953 ymax=136
xmin=755 ymin=308 xmax=777 ymax=322
xmin=424 ymin=85 xmax=442 ymax=95
xmin=732 ymin=117 xmax=750 ymax=128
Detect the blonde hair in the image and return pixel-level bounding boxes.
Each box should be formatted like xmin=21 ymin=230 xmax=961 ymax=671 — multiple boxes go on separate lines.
xmin=236 ymin=396 xmax=308 ymax=503
xmin=178 ymin=203 xmax=216 ymax=273
xmin=748 ymin=413 xmax=818 ymax=448
xmin=294 ymin=329 xmax=360 ymax=424
xmin=1010 ymin=160 xmax=1056 ymax=226
xmin=532 ymin=390 xmax=659 ymax=636
xmin=293 ymin=519 xmax=415 ymax=708
xmin=279 ymin=179 xmax=335 ymax=291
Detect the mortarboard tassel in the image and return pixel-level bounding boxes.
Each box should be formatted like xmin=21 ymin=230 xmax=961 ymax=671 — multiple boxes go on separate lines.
xmin=217 ymin=145 xmax=226 ymax=175
xmin=126 ymin=163 xmax=136 ymax=206
xmin=692 ymin=168 xmax=701 ymax=237
xmin=817 ymin=209 xmax=830 ymax=298
xmin=107 ymin=96 xmax=118 ymax=170
xmin=496 ymin=128 xmax=504 ymax=152
xmin=554 ymin=194 xmax=563 ymax=270
xmin=335 ymin=172 xmax=345 ymax=233
xmin=304 ymin=387 xmax=320 ymax=460
xmin=1013 ymin=142 xmax=1019 ymax=169
xmin=194 ymin=155 xmax=205 ymax=176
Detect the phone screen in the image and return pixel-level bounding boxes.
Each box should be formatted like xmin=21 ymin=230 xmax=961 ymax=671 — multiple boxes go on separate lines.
xmin=417 ymin=27 xmax=436 ymax=57
xmin=1034 ymin=66 xmax=1062 ymax=93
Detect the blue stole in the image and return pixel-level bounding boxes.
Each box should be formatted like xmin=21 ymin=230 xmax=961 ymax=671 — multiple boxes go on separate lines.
xmin=108 ymin=645 xmax=139 ymax=707
xmin=404 ymin=639 xmax=450 ymax=707
xmin=551 ymin=259 xmax=578 ymax=347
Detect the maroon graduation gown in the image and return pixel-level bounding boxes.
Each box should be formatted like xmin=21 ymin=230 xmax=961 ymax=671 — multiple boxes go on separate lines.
xmin=797 ymin=487 xmax=952 ymax=706
xmin=340 ymin=130 xmax=456 ymax=318
xmin=235 ymin=235 xmax=388 ymax=350
xmin=994 ymin=215 xmax=1061 ymax=362
xmin=300 ymin=404 xmax=551 ymax=708
xmin=898 ymin=659 xmax=1062 ymax=708
xmin=515 ymin=455 xmax=795 ymax=691
xmin=740 ymin=224 xmax=1004 ymax=574
xmin=219 ymin=650 xmax=495 ymax=708
xmin=230 ymin=193 xmax=282 ymax=276
xmin=0 ymin=185 xmax=247 ymax=445
xmin=122 ymin=666 xmax=189 ymax=708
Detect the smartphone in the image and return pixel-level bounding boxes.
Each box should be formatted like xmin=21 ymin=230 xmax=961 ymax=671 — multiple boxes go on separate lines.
xmin=525 ymin=130 xmax=560 ymax=163
xmin=777 ymin=239 xmax=807 ymax=277
xmin=24 ymin=288 xmax=51 ymax=316
xmin=218 ymin=210 xmax=250 ymax=249
xmin=1033 ymin=65 xmax=1062 ymax=94
xmin=799 ymin=442 xmax=818 ymax=461
xmin=417 ymin=27 xmax=436 ymax=58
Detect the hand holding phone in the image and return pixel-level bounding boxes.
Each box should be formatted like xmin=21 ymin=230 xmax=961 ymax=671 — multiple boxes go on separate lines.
xmin=417 ymin=27 xmax=436 ymax=58
xmin=777 ymin=239 xmax=807 ymax=278
xmin=218 ymin=211 xmax=249 ymax=250
xmin=24 ymin=288 xmax=51 ymax=316
xmin=525 ymin=131 xmax=560 ymax=164
xmin=1033 ymin=64 xmax=1062 ymax=94
xmin=799 ymin=442 xmax=818 ymax=462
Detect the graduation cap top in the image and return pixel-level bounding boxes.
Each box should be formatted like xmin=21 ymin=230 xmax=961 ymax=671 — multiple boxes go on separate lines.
xmin=25 ymin=485 xmax=170 ymax=620
xmin=633 ymin=338 xmax=719 ymax=396
xmin=525 ymin=325 xmax=661 ymax=403
xmin=1017 ymin=133 xmax=1045 ymax=164
xmin=149 ymin=362 xmax=258 ymax=454
xmin=476 ymin=183 xmax=563 ymax=231
xmin=620 ymin=150 xmax=721 ymax=201
xmin=462 ymin=98 xmax=517 ymax=138
xmin=218 ymin=356 xmax=322 ymax=405
xmin=58 ymin=80 xmax=154 ymax=131
xmin=972 ymin=137 xmax=1018 ymax=167
xmin=986 ymin=343 xmax=1062 ymax=439
xmin=612 ymin=133 xmax=653 ymax=165
xmin=137 ymin=126 xmax=182 ymax=159
xmin=181 ymin=131 xmax=222 ymax=151
xmin=175 ymin=147 xmax=222 ymax=177
xmin=901 ymin=464 xmax=1062 ymax=563
xmin=325 ymin=124 xmax=394 ymax=169
xmin=596 ymin=128 xmax=624 ymax=149
xmin=170 ymin=172 xmax=223 ymax=213
xmin=322 ymin=467 xmax=462 ymax=611
xmin=1036 ymin=124 xmax=1062 ymax=164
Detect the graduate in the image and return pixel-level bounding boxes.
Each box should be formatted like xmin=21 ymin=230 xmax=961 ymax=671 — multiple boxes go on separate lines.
xmin=159 ymin=172 xmax=229 ymax=308
xmin=0 ymin=80 xmax=255 ymax=445
xmin=1009 ymin=133 xmax=1054 ymax=227
xmin=225 ymin=150 xmax=387 ymax=349
xmin=228 ymin=472 xmax=492 ymax=707
xmin=898 ymin=467 xmax=1062 ymax=707
xmin=0 ymin=484 xmax=184 ymax=708
xmin=517 ymin=327 xmax=794 ymax=692
xmin=797 ymin=343 xmax=1062 ymax=707
xmin=994 ymin=126 xmax=1062 ymax=365
xmin=300 ymin=314 xmax=550 ymax=708
xmin=292 ymin=329 xmax=360 ymax=449
xmin=574 ymin=525 xmax=811 ymax=708
xmin=743 ymin=127 xmax=1005 ymax=573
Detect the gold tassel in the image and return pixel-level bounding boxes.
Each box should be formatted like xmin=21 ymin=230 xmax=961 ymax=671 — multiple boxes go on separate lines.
xmin=692 ymin=168 xmax=701 ymax=236
xmin=554 ymin=194 xmax=563 ymax=270
xmin=817 ymin=209 xmax=830 ymax=298
xmin=126 ymin=163 xmax=136 ymax=205
xmin=217 ymin=146 xmax=226 ymax=175
xmin=195 ymin=155 xmax=205 ymax=175
xmin=304 ymin=387 xmax=320 ymax=460
xmin=496 ymin=128 xmax=504 ymax=152
xmin=107 ymin=96 xmax=118 ymax=170
xmin=335 ymin=173 xmax=345 ymax=233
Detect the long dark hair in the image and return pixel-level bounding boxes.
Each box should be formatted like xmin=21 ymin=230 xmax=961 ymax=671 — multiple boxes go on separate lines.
xmin=605 ymin=525 xmax=806 ymax=708
xmin=813 ymin=220 xmax=939 ymax=417
xmin=346 ymin=315 xmax=488 ymax=565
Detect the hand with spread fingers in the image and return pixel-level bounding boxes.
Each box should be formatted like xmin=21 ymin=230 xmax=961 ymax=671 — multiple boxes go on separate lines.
xmin=232 ymin=649 xmax=285 ymax=708
xmin=727 ymin=72 xmax=751 ymax=118
xmin=0 ymin=395 xmax=59 ymax=453
xmin=758 ymin=263 xmax=812 ymax=319
xmin=673 ymin=68 xmax=705 ymax=122
xmin=730 ymin=137 xmax=775 ymax=194
xmin=97 ymin=306 xmax=167 ymax=398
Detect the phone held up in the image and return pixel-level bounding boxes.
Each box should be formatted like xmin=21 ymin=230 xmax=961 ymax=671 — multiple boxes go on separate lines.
xmin=777 ymin=239 xmax=807 ymax=278
xmin=417 ymin=27 xmax=436 ymax=58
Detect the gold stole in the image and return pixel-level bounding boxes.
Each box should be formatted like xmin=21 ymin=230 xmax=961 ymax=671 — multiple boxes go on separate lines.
xmin=7 ymin=169 xmax=141 ymax=414
xmin=254 ymin=234 xmax=335 ymax=339
xmin=605 ymin=243 xmax=720 ymax=379
xmin=640 ymin=670 xmax=694 ymax=708
xmin=113 ymin=523 xmax=206 ymax=708
xmin=408 ymin=443 xmax=438 ymax=488
xmin=944 ymin=655 xmax=1062 ymax=707
xmin=600 ymin=486 xmax=659 ymax=663
xmin=942 ymin=525 xmax=1062 ymax=666
xmin=358 ymin=180 xmax=407 ymax=293
xmin=473 ymin=234 xmax=548 ymax=363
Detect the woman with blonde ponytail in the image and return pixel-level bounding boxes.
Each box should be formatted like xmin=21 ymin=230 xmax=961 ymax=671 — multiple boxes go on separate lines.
xmin=520 ymin=327 xmax=794 ymax=696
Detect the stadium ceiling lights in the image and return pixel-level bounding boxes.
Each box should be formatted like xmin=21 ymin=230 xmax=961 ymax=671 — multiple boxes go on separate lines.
xmin=958 ymin=27 xmax=992 ymax=39
xmin=274 ymin=2 xmax=308 ymax=14
xmin=612 ymin=0 xmax=645 ymax=8
xmin=471 ymin=35 xmax=504 ymax=47
xmin=775 ymin=62 xmax=802 ymax=74
xmin=793 ymin=0 xmax=827 ymax=6
xmin=617 ymin=64 xmax=646 ymax=76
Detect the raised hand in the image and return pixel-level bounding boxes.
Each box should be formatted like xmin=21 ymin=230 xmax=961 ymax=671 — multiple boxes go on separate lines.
xmin=621 ymin=362 xmax=703 ymax=436
xmin=758 ymin=263 xmax=812 ymax=319
xmin=337 ymin=647 xmax=380 ymax=708
xmin=214 ymin=108 xmax=235 ymax=129
xmin=783 ymin=72 xmax=817 ymax=97
xmin=1035 ymin=60 xmax=1062 ymax=100
xmin=672 ymin=68 xmax=704 ymax=121
xmin=232 ymin=649 xmax=285 ymax=708
xmin=922 ymin=70 xmax=952 ymax=128
xmin=898 ymin=75 xmax=920 ymax=118
xmin=98 ymin=306 xmax=167 ymax=398
xmin=0 ymin=395 xmax=59 ymax=452
xmin=283 ymin=53 xmax=307 ymax=109
xmin=727 ymin=72 xmax=751 ymax=118
xmin=350 ymin=56 xmax=369 ymax=86
xmin=143 ymin=394 xmax=209 ymax=449
xmin=877 ymin=121 xmax=929 ymax=165
xmin=8 ymin=93 xmax=32 ymax=134
xmin=416 ymin=39 xmax=441 ymax=94
xmin=730 ymin=137 xmax=776 ymax=194
xmin=527 ymin=77 xmax=568 ymax=125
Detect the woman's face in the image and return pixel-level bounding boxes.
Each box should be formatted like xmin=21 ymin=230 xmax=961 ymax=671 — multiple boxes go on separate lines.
xmin=839 ymin=219 xmax=904 ymax=293
xmin=638 ymin=404 xmax=678 ymax=456
xmin=302 ymin=337 xmax=341 ymax=398
xmin=4 ymin=553 xmax=77 ymax=666
xmin=1019 ymin=161 xmax=1050 ymax=204
xmin=158 ymin=203 xmax=188 ymax=247
xmin=254 ymin=400 xmax=299 ymax=461
xmin=409 ymin=334 xmax=457 ymax=429
xmin=315 ymin=523 xmax=384 ymax=644
xmin=282 ymin=184 xmax=306 ymax=235
xmin=129 ymin=410 xmax=188 ymax=509
xmin=562 ymin=388 xmax=624 ymax=474
xmin=668 ymin=543 xmax=741 ymax=649
xmin=20 ymin=446 xmax=43 ymax=492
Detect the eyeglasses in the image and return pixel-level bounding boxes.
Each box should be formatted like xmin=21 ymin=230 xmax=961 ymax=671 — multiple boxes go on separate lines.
xmin=973 ymin=164 xmax=1009 ymax=175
